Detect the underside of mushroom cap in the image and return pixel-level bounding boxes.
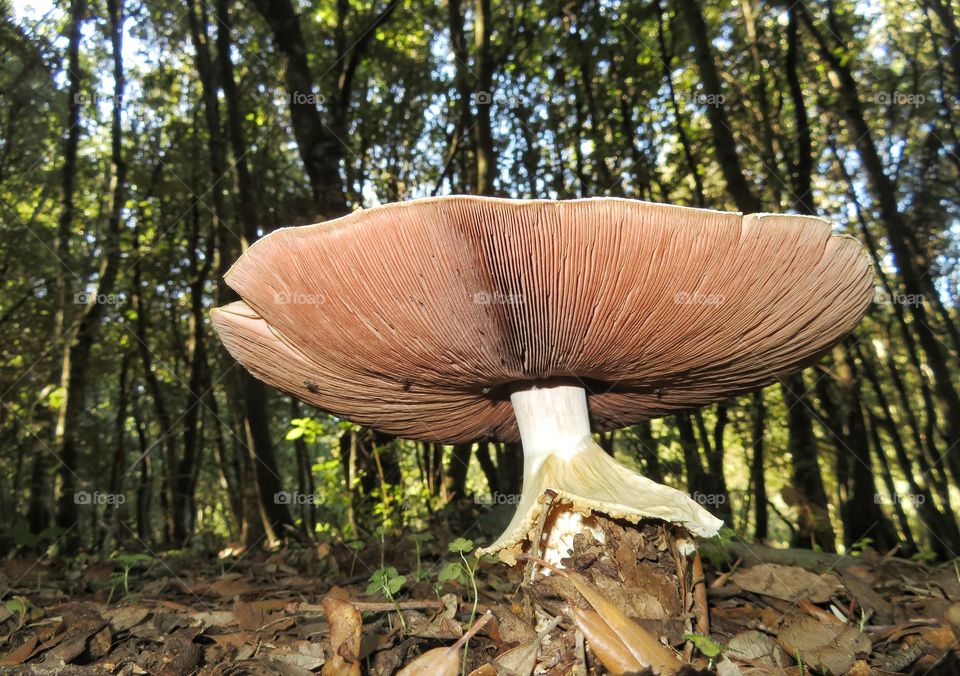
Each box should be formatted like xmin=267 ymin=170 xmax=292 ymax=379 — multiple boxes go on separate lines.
xmin=210 ymin=196 xmax=874 ymax=443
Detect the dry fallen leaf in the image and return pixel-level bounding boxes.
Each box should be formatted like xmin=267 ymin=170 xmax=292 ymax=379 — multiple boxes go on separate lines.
xmin=0 ymin=634 xmax=38 ymax=666
xmin=492 ymin=614 xmax=563 ymax=675
xmin=104 ymin=605 xmax=150 ymax=633
xmin=778 ymin=614 xmax=871 ymax=675
xmin=526 ymin=556 xmax=680 ymax=675
xmin=732 ymin=563 xmax=841 ymax=604
xmin=233 ymin=598 xmax=267 ymax=631
xmin=568 ymin=606 xmax=646 ymax=674
xmin=398 ymin=611 xmax=494 ymax=676
xmin=320 ymin=591 xmax=362 ymax=676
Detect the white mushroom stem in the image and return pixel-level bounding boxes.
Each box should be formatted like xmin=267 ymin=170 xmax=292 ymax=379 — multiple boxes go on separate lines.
xmin=477 ymin=383 xmax=724 ymax=564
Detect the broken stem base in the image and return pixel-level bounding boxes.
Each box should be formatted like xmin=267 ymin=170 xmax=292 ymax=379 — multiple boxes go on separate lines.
xmin=477 ymin=383 xmax=723 ymax=564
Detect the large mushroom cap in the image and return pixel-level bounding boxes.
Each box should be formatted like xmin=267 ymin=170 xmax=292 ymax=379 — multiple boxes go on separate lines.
xmin=211 ymin=196 xmax=873 ymax=443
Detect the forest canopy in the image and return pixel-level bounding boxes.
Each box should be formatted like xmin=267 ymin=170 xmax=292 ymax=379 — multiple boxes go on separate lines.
xmin=1 ymin=0 xmax=959 ymax=565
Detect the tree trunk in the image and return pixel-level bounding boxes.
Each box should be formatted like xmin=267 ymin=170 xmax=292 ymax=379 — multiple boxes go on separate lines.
xmin=830 ymin=344 xmax=899 ymax=552
xmin=781 ymin=374 xmax=836 ymax=552
xmin=54 ymin=0 xmax=126 ymax=550
xmin=250 ymin=0 xmax=348 ymax=217
xmin=190 ymin=0 xmax=294 ymax=543
xmin=800 ymin=5 xmax=960 ymax=475
xmin=750 ymin=391 xmax=768 ymax=541
xmin=28 ymin=0 xmax=87 ymax=536
xmin=633 ymin=421 xmax=663 ymax=483
xmin=475 ymin=441 xmax=500 ymax=495
xmin=473 ymin=0 xmax=496 ymax=194
xmin=444 ymin=443 xmax=472 ymax=502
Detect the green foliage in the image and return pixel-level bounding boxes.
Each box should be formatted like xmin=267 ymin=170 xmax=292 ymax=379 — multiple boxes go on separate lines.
xmin=366 ymin=566 xmax=408 ymax=631
xmin=285 ymin=417 xmax=324 ymax=443
xmin=448 ymin=537 xmax=474 ymax=554
xmin=683 ymin=633 xmax=723 ymax=659
xmin=11 ymin=525 xmax=65 ymax=551
xmin=1 ymin=0 xmax=956 ymax=565
xmin=110 ymin=551 xmax=154 ymax=597
xmin=366 ymin=566 xmax=406 ymax=597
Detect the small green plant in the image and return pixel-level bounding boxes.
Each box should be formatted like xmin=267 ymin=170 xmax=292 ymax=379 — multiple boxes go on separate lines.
xmin=285 ymin=417 xmax=325 ymax=443
xmin=110 ymin=552 xmax=153 ymax=596
xmin=4 ymin=597 xmax=28 ymax=628
xmin=849 ymin=536 xmax=873 ymax=556
xmin=10 ymin=525 xmax=64 ymax=551
xmin=410 ymin=532 xmax=434 ymax=583
xmin=683 ymin=632 xmax=723 ymax=668
xmin=441 ymin=537 xmax=480 ymax=675
xmin=366 ymin=566 xmax=407 ymax=631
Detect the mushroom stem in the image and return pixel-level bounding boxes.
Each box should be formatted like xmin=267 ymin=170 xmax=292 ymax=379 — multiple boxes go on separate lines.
xmin=477 ymin=383 xmax=724 ymax=563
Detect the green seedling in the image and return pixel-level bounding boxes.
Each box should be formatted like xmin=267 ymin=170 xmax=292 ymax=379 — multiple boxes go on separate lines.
xmin=442 ymin=537 xmax=480 ymax=675
xmin=110 ymin=552 xmax=153 ymax=596
xmin=410 ymin=532 xmax=434 ymax=583
xmin=683 ymin=632 xmax=723 ymax=669
xmin=366 ymin=566 xmax=407 ymax=632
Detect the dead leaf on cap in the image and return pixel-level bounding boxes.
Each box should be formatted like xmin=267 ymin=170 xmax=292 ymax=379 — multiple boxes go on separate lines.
xmin=777 ymin=615 xmax=871 ymax=675
xmin=733 ymin=563 xmax=841 ymax=603
xmin=320 ymin=592 xmax=361 ymax=676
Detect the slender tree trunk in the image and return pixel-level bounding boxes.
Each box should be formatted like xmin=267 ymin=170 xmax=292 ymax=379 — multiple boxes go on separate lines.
xmin=475 ymin=441 xmax=500 ymax=495
xmin=133 ymin=404 xmax=152 ymax=542
xmin=446 ymin=0 xmax=476 ymax=192
xmin=54 ymin=0 xmax=126 ymax=550
xmin=800 ymin=5 xmax=960 ymax=474
xmin=781 ymin=374 xmax=836 ymax=552
xmin=633 ymin=421 xmax=663 ymax=483
xmin=676 ymin=0 xmax=760 ymax=213
xmin=444 ymin=443 xmax=472 ymax=502
xmin=174 ymin=202 xmax=212 ymax=544
xmin=473 ymin=0 xmax=496 ymax=195
xmin=28 ymin=0 xmax=87 ymax=535
xmin=190 ymin=0 xmax=293 ymax=543
xmin=250 ymin=0 xmax=348 ymax=217
xmin=829 ymin=344 xmax=899 ymax=552
xmin=864 ymin=410 xmax=917 ymax=556
xmin=677 ymin=412 xmax=708 ymax=499
xmin=750 ymin=391 xmax=768 ymax=541
xmin=102 ymin=350 xmax=130 ymax=555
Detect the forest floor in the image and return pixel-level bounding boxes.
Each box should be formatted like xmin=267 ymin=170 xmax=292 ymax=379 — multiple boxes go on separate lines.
xmin=1 ymin=517 xmax=959 ymax=675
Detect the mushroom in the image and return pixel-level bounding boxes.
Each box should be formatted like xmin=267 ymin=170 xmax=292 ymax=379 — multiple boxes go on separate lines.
xmin=211 ymin=196 xmax=873 ymax=562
